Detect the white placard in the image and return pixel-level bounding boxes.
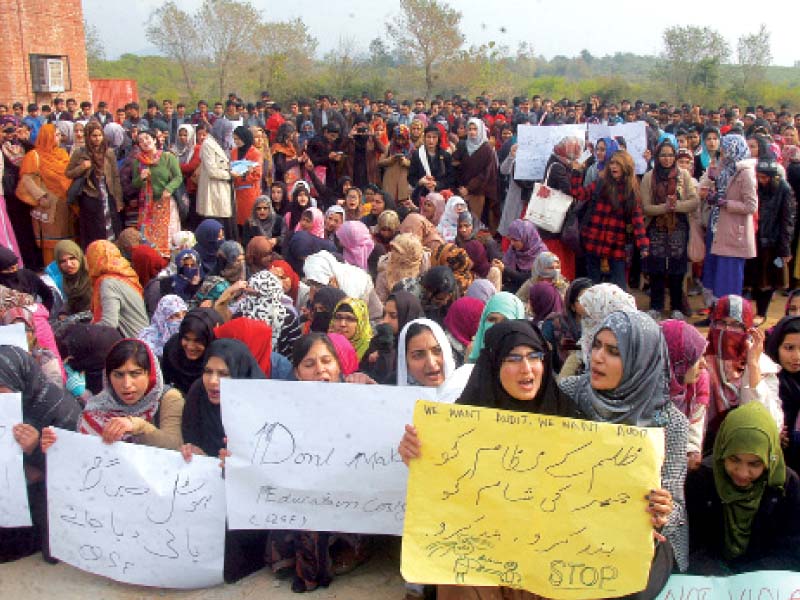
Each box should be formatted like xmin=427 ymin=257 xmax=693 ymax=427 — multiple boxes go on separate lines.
xmin=515 ymin=124 xmax=587 ymax=181
xmin=587 ymin=121 xmax=649 ymax=175
xmin=46 ymin=429 xmax=226 ymax=589
xmin=0 ymin=393 xmax=31 ymax=527
xmin=0 ymin=323 xmax=29 ymax=351
xmin=221 ymin=379 xmax=439 ymax=535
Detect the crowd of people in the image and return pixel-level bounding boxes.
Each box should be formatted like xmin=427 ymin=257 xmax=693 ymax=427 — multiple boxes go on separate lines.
xmin=1 ymin=89 xmax=800 ymax=599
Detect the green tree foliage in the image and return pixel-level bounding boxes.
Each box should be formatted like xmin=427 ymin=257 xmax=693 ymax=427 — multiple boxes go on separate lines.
xmin=737 ymin=24 xmax=773 ymax=101
xmin=659 ymin=26 xmax=730 ymax=102
xmin=146 ymin=2 xmax=199 ymax=98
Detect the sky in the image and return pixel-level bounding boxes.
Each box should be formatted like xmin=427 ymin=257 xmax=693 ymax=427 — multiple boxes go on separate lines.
xmin=82 ymin=0 xmax=799 ymax=67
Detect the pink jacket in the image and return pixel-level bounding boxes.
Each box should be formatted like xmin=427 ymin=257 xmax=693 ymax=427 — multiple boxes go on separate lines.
xmin=707 ymin=162 xmax=757 ymax=258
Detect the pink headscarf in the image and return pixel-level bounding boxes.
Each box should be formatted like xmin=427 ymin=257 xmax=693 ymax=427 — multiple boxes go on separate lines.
xmin=327 ymin=332 xmax=359 ymax=375
xmin=424 ymin=192 xmax=446 ymax=225
xmin=443 ymin=296 xmax=485 ymax=345
xmin=661 ymin=319 xmax=709 ymax=415
xmin=295 ymin=206 xmax=325 ymax=238
xmin=335 ymin=221 xmax=375 ymax=271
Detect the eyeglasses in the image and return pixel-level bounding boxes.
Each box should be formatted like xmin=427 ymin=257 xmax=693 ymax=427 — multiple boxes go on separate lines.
xmin=659 ymin=154 xmax=676 ymax=159
xmin=332 ymin=313 xmax=359 ymax=324
xmin=502 ymin=351 xmax=544 ymax=366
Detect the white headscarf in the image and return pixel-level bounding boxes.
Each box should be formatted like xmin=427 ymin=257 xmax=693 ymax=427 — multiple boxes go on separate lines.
xmin=576 ymin=283 xmax=637 ymax=365
xmin=397 ymin=318 xmax=456 ymax=386
xmin=466 ymin=118 xmax=488 ymax=156
xmin=437 ymin=196 xmax=468 ymax=242
xmin=302 ymin=250 xmax=373 ymax=301
xmin=174 ymin=124 xmax=197 ymax=164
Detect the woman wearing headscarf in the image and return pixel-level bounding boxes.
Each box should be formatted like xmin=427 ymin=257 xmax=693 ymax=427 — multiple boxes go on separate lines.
xmin=329 ymin=297 xmax=373 ymax=361
xmin=420 ymin=266 xmax=458 ymax=325
xmin=244 ymin=236 xmax=274 ymax=276
xmin=641 ymin=140 xmax=699 ymax=320
xmin=528 ymin=281 xmax=564 ymax=325
xmin=541 ymin=277 xmax=592 ymax=373
xmin=399 ymin=213 xmax=444 ymax=254
xmin=574 ymin=283 xmax=637 ymax=371
xmin=698 ymin=134 xmax=757 ymax=301
xmin=242 ymin=195 xmax=286 ymax=252
xmin=437 ymin=195 xmax=468 ymax=242
xmin=56 ymin=323 xmax=122 ymax=396
xmin=65 ymin=121 xmax=123 ymax=249
xmin=374 ymin=209 xmax=400 ymax=252
xmin=53 ymin=240 xmax=92 ymax=314
xmin=194 ymin=218 xmax=224 ymax=277
xmin=153 ymin=248 xmax=202 ymax=307
xmin=197 ymin=119 xmax=233 ymax=238
xmin=214 ymin=317 xmax=273 ymax=378
xmin=131 ymin=130 xmax=183 ymax=257
xmin=17 ymin=123 xmax=73 ymax=263
xmin=420 ymin=191 xmax=446 ymax=226
xmin=453 ymin=117 xmax=498 ymax=231
xmin=558 ymin=311 xmax=689 ymax=583
xmin=375 ymin=233 xmax=425 ymax=305
xmin=0 ymin=346 xmax=81 ymax=562
xmin=379 ymin=124 xmax=412 ymax=203
xmin=467 ymin=290 xmax=526 ymax=363
xmin=686 ymin=402 xmax=800 ymax=574
xmin=443 ymin=296 xmax=484 ymax=367
xmin=303 ymin=250 xmax=382 ymax=320
xmin=661 ymin=319 xmax=710 ymax=470
xmin=583 ymin=137 xmax=619 ymax=187
xmin=766 ymin=316 xmax=800 ymax=471
xmin=235 ymin=270 xmax=301 ymax=357
xmin=285 ymin=230 xmax=338 ymax=277
xmin=161 ymin=307 xmax=223 ymax=394
xmin=396 ymin=318 xmax=456 ymax=389
xmin=433 ymin=242 xmax=474 ymax=297
xmin=307 ymin=286 xmax=347 ymax=333
xmin=54 ymin=120 xmax=74 ymax=153
xmin=269 ymin=259 xmax=306 ymax=311
xmin=213 ymin=240 xmax=246 ymax=285
xmin=231 ymin=125 xmax=262 ymax=230
xmin=130 ymin=244 xmax=167 ymax=287
xmin=502 ymin=219 xmax=548 ymax=292
xmin=1 ymin=306 xmax=62 ymax=387
xmin=250 ymin=125 xmax=273 ymax=191
xmin=137 ymin=294 xmax=187 ymax=358
xmin=336 ymin=220 xmax=375 ymax=272
xmin=0 ymin=246 xmax=54 ymax=312
xmin=295 ymin=206 xmax=326 ymax=239
xmin=466 ymin=279 xmax=497 ymax=303
xmin=271 ymin=122 xmax=300 ymax=184
xmin=361 ymin=186 xmax=396 ymax=230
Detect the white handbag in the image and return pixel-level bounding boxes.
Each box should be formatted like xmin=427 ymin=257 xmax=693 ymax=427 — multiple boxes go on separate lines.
xmin=523 ymin=164 xmax=574 ymax=233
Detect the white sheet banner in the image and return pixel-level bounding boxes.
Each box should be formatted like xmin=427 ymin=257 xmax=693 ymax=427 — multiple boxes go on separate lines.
xmin=0 ymin=323 xmax=29 ymax=351
xmin=0 ymin=393 xmax=31 ymax=527
xmin=222 ymin=379 xmax=438 ymax=535
xmin=46 ymin=429 xmax=226 ymax=589
xmin=515 ymin=124 xmax=587 ymax=181
xmin=587 ymin=121 xmax=649 ymax=175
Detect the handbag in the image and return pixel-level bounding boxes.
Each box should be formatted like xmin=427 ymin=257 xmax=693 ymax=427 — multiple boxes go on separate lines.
xmin=524 ymin=164 xmax=573 ymax=233
xmin=173 ymin=182 xmax=191 ymax=222
xmin=687 ymin=215 xmax=706 ymax=263
xmin=15 ymin=150 xmax=41 ymax=206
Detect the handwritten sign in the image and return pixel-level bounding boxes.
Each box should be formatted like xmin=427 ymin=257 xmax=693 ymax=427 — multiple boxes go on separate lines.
xmin=587 ymin=122 xmax=649 ymax=175
xmin=46 ymin=429 xmax=226 ymax=589
xmin=515 ymin=124 xmax=587 ymax=181
xmin=0 ymin=323 xmax=29 ymax=351
xmin=0 ymin=393 xmax=31 ymax=527
xmin=222 ymin=379 xmax=438 ymax=535
xmin=656 ymin=571 xmax=800 ymax=600
xmin=401 ymin=401 xmax=665 ymax=599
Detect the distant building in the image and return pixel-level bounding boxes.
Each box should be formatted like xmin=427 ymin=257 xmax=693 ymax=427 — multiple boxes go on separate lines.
xmin=0 ymin=0 xmax=91 ymax=104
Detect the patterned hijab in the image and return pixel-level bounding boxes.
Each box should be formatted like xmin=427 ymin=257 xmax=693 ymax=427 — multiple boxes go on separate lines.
xmin=713 ymin=402 xmax=786 ymax=560
xmin=385 ymin=233 xmax=423 ymax=292
xmin=706 ymin=295 xmax=754 ymax=413
xmin=434 ymin=243 xmax=474 ymax=296
xmin=468 ymin=291 xmax=526 ymax=361
xmin=437 ymin=196 xmax=468 ymax=242
xmin=576 ymin=283 xmax=637 ymax=364
xmin=329 ymin=298 xmax=373 ymax=360
xmin=661 ymin=319 xmax=708 ymax=415
xmin=716 ymin=134 xmax=750 ymax=197
xmin=503 ymin=219 xmax=548 ymax=273
xmin=560 ymin=311 xmax=670 ymax=427
xmin=86 ymin=240 xmax=143 ymax=323
xmin=235 ymin=270 xmax=288 ymax=347
xmin=138 ymin=295 xmax=187 ymax=358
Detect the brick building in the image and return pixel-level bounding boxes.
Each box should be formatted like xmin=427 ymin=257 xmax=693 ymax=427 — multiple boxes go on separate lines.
xmin=0 ymin=0 xmax=91 ymax=105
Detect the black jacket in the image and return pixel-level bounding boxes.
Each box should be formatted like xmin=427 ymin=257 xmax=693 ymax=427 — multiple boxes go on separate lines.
xmin=756 ymin=178 xmax=796 ymax=256
xmin=407 ymin=146 xmax=454 ymax=201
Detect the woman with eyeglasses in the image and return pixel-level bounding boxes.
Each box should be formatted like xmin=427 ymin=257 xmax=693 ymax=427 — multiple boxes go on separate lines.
xmin=641 ymin=139 xmax=699 ymax=321
xmin=328 ymin=297 xmax=372 ymax=361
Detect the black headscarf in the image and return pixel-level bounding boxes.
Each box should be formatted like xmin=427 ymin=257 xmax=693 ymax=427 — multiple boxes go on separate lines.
xmin=421 ymin=265 xmax=458 ymax=324
xmin=233 ymin=125 xmax=254 ymax=159
xmin=766 ymin=316 xmax=800 ymax=445
xmin=0 ymin=246 xmax=52 ymax=310
xmin=194 ymin=219 xmax=224 ymax=277
xmin=161 ymin=308 xmax=223 ymax=394
xmin=182 ymin=338 xmax=265 ymax=457
xmin=57 ymin=324 xmax=122 ymax=395
xmin=0 ymin=345 xmax=82 ymax=467
xmin=457 ymin=319 xmax=568 ymax=416
xmin=389 ymin=290 xmax=425 ymax=334
xmin=309 ymin=286 xmax=347 ymax=332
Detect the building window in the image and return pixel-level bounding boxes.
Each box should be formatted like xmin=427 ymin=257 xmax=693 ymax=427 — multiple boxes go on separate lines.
xmin=29 ymin=54 xmax=72 ymax=93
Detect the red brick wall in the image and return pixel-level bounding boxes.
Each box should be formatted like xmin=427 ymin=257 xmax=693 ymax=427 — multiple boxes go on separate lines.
xmin=0 ymin=0 xmax=91 ymax=105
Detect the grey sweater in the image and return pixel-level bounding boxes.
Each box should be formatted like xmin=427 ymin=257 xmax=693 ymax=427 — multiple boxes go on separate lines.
xmin=99 ymin=278 xmax=149 ymax=338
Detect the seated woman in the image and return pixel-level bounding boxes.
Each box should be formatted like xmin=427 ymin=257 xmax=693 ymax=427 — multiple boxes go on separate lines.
xmin=375 ymin=233 xmax=426 ymax=304
xmin=515 ymin=251 xmax=569 ymax=308
xmin=443 ymin=296 xmax=485 ymax=367
xmin=541 ymin=277 xmax=592 ymax=373
xmin=329 ymin=297 xmax=373 ymax=362
xmin=242 ymin=195 xmax=286 ymax=252
xmin=685 ymin=402 xmax=800 ymax=574
xmin=420 ymin=266 xmax=459 ymax=325
xmin=433 ymin=243 xmax=474 ymax=297
xmin=0 ymin=246 xmax=54 ymax=312
xmin=43 ymin=339 xmax=184 ymax=450
xmin=397 ymin=318 xmax=456 ymax=388
xmin=161 ymin=307 xmax=223 ymax=395
xmin=144 ymin=248 xmax=203 ymax=314
xmin=56 ymin=323 xmax=122 ymax=397
xmin=137 ymin=294 xmax=187 ymax=358
xmin=1 ymin=307 xmax=63 ymax=387
xmin=467 ymin=291 xmax=526 ymax=362
xmin=0 ymin=346 xmax=81 ymax=562
xmin=306 ymin=286 xmax=347 ymax=333
xmin=86 ymin=240 xmax=149 ymax=338
xmin=765 ymin=316 xmax=800 ymax=472
xmin=53 ymin=240 xmax=92 ymax=315
xmin=303 ymin=250 xmax=383 ymax=321
xmin=502 ymin=219 xmax=548 ymax=293
xmin=528 ymin=281 xmax=564 ymax=326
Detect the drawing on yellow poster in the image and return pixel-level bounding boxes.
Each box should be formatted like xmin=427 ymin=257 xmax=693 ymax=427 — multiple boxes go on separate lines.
xmin=401 ymin=400 xmax=666 ymax=599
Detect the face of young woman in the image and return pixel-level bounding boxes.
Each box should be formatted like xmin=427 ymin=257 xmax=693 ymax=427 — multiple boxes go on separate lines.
xmin=467 ymin=123 xmax=479 ymax=138
xmin=371 ymin=195 xmax=385 ymax=215
xmin=509 ymin=238 xmax=524 ymax=251
xmin=270 ymin=266 xmax=292 ymax=293
xmin=74 ymin=124 xmax=85 ymax=142
xmin=590 ymin=329 xmax=623 ymax=390
xmin=202 ymin=355 xmax=229 ymax=405
xmin=137 ymin=132 xmax=156 ymax=154
xmin=406 ymin=330 xmax=445 ymax=387
xmin=779 ymin=332 xmax=800 ymax=374
xmin=233 ymin=133 xmax=243 ymax=148
xmin=178 ymin=129 xmax=189 ymax=144
xmin=683 ymin=356 xmax=706 ymax=384
xmin=658 ymin=146 xmax=676 ymax=168
xmin=501 ymin=129 xmax=513 ymax=142
xmin=58 ymin=253 xmax=80 ymax=276
xmin=197 ymin=129 xmax=208 ymax=145
xmin=331 ymin=310 xmax=358 ymax=340
xmin=300 ymin=215 xmax=313 ymax=231
xmin=345 ymin=191 xmax=360 ymax=210
xmin=109 ymin=358 xmax=150 ymax=406
xmin=297 ymin=191 xmax=310 ymax=207
xmin=498 ymin=344 xmax=544 ymax=401
xmin=607 ymin=160 xmax=623 ymax=180
xmin=788 ymin=297 xmax=800 ymax=316
xmin=271 ymin=185 xmax=283 ymax=205
xmin=181 ymin=332 xmax=205 ymax=361
xmin=88 ymin=128 xmax=103 ymax=147
xmin=457 ymin=221 xmax=473 ymax=240
xmin=424 ymin=131 xmax=439 ymax=151
xmin=421 ymin=199 xmax=436 ymax=220
xmin=382 ymin=299 xmax=399 ymax=334
xmin=747 ymin=138 xmax=759 ymax=158
xmin=724 ymin=452 xmax=766 ymax=488
xmin=704 ymin=133 xmax=720 ymax=152
xmin=295 ymin=340 xmax=341 ymax=382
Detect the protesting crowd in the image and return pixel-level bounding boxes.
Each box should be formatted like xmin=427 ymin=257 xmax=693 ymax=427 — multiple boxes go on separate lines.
xmin=1 ymin=89 xmax=800 ymax=599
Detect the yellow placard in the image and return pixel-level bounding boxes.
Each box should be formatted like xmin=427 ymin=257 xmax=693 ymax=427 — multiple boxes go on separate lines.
xmin=401 ymin=401 xmax=666 ymax=599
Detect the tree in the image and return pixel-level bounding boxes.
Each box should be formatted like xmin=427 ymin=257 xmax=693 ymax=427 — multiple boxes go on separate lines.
xmin=84 ymin=20 xmax=105 ymax=67
xmin=738 ymin=24 xmax=772 ymax=92
xmin=146 ymin=2 xmax=200 ymax=97
xmin=195 ymin=0 xmax=261 ymax=99
xmin=324 ymin=36 xmax=363 ymax=97
xmin=368 ymin=38 xmax=394 ymax=69
xmin=250 ymin=19 xmax=318 ymax=95
xmin=386 ymin=0 xmax=464 ymax=100
xmin=659 ymin=25 xmax=730 ymax=100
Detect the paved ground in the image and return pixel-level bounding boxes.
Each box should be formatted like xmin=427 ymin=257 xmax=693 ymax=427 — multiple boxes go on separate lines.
xmin=0 ymin=287 xmax=790 ymax=599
